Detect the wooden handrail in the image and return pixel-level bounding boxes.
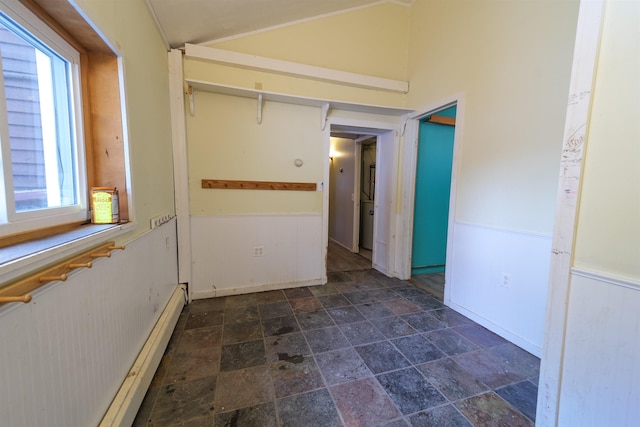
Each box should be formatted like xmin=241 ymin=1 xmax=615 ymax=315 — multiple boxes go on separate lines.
xmin=0 ymin=241 xmax=126 ymax=306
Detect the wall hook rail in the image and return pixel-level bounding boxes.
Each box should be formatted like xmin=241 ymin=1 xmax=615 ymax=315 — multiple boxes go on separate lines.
xmin=0 ymin=241 xmax=126 ymax=306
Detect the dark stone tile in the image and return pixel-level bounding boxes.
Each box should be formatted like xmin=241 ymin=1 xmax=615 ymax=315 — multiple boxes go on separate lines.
xmin=264 ymin=332 xmax=311 ymax=363
xmin=220 ymin=340 xmax=265 ymax=371
xmin=408 ymin=404 xmax=472 ymax=427
xmin=278 ymin=389 xmax=342 ymax=427
xmin=412 ymin=294 xmax=445 ymax=311
xmin=310 ymin=283 xmax=341 ymax=297
xmin=339 ymin=320 xmax=387 ymax=345
xmin=258 ymin=300 xmax=293 ymax=319
xmin=355 ymin=341 xmax=411 ymax=374
xmin=393 ymin=287 xmax=426 ymax=299
xmin=305 ymin=326 xmax=350 ymax=353
xmin=378 ymin=276 xmax=408 ymax=288
xmin=132 ymin=386 xmax=159 ymax=427
xmin=215 ymin=366 xmax=273 ymax=412
xmin=356 ymin=302 xmax=396 ymax=320
xmin=327 ymin=306 xmax=366 ymax=324
xmin=331 ymin=377 xmax=401 ymax=425
xmin=316 ymin=347 xmax=371 ymax=386
xmin=182 ymin=414 xmax=214 ymax=426
xmin=270 ymin=355 xmax=324 ymax=398
xmin=176 ymin=326 xmax=223 ymax=351
xmin=256 ymin=290 xmax=286 ymax=303
xmin=456 ymin=392 xmax=533 ymax=427
xmin=486 ymin=343 xmax=540 ymax=379
xmin=379 ymin=420 xmax=409 ymax=427
xmin=326 ymin=271 xmax=351 ymax=283
xmin=343 ymin=291 xmax=378 ymax=304
xmin=347 ymin=270 xmax=385 ymax=289
xmin=261 ymin=315 xmax=300 ymax=337
xmin=224 ymin=305 xmax=259 ymax=324
xmin=289 ymin=297 xmax=323 ymax=313
xmin=318 ymin=293 xmax=351 ymax=308
xmin=296 ymin=309 xmax=335 ymax=330
xmin=283 ymin=287 xmax=313 ymax=299
xmin=215 ymin=402 xmax=277 ymax=427
xmin=429 ymin=308 xmax=473 ymax=327
xmin=454 ymin=324 xmax=507 ymax=348
xmin=391 ymin=334 xmax=446 ymax=364
xmin=401 ymin=312 xmax=446 ymax=332
xmin=225 ymin=293 xmax=257 ymax=308
xmin=222 ymin=320 xmax=262 ymax=345
xmin=164 ymin=347 xmax=221 ymax=384
xmin=150 ymin=376 xmax=216 ymax=425
xmin=150 ymin=354 xmax=171 ymax=388
xmin=424 ymin=329 xmax=479 ymax=356
xmin=376 ymin=367 xmax=447 ymax=415
xmin=496 ymin=380 xmax=538 ymax=422
xmin=189 ymin=297 xmax=226 ymax=313
xmin=367 ymin=288 xmax=400 ymax=301
xmin=453 ymin=349 xmax=526 ymax=389
xmin=185 ymin=309 xmax=224 ymax=330
xmin=374 ymin=316 xmax=418 ymax=338
xmin=417 ymin=358 xmax=488 ymax=401
xmin=383 ymin=298 xmax=422 ymax=315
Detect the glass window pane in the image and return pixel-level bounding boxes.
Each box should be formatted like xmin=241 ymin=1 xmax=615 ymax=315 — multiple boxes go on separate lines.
xmin=0 ymin=17 xmax=77 ymax=213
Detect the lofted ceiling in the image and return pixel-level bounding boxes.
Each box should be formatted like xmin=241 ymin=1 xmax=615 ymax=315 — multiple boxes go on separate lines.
xmin=146 ymin=0 xmax=413 ymax=48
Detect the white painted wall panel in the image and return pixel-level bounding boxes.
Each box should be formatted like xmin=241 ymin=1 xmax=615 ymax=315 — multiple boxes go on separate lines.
xmin=558 ymin=271 xmax=640 ymax=426
xmin=0 ymin=221 xmax=179 ymax=427
xmin=191 ymin=214 xmax=324 ymax=298
xmin=447 ymin=222 xmax=551 ymax=356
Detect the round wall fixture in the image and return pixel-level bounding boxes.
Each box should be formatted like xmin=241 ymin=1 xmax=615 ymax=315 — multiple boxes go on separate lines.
xmin=294 ymin=159 xmax=303 ymax=167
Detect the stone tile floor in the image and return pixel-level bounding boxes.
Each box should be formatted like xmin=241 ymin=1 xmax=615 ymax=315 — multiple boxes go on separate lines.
xmin=134 ymin=269 xmax=539 ymax=426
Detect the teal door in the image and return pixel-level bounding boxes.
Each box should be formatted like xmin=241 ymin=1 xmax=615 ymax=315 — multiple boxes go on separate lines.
xmin=411 ymin=106 xmax=456 ymax=275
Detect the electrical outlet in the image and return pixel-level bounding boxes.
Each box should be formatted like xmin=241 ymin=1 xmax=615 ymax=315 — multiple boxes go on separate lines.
xmin=150 ymin=213 xmax=173 ymax=229
xmin=253 ymin=246 xmax=264 ymax=257
xmin=502 ymin=273 xmax=511 ymax=287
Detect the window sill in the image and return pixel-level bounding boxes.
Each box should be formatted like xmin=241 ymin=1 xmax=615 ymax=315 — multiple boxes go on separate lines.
xmin=0 ymin=221 xmax=135 ymax=286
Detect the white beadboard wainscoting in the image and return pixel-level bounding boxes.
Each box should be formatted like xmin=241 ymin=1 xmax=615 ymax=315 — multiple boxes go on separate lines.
xmin=0 ymin=219 xmax=181 ymax=427
xmin=190 ymin=214 xmax=324 ymax=299
xmin=557 ymin=269 xmax=640 ymax=426
xmin=447 ymin=222 xmax=552 ymax=356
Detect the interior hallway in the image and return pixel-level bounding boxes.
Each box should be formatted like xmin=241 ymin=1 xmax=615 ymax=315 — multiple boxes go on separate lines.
xmin=134 ymin=245 xmax=539 ymax=426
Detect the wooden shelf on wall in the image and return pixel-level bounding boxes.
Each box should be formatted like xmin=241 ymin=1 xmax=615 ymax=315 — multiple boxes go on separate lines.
xmin=202 ymin=179 xmax=317 ymax=191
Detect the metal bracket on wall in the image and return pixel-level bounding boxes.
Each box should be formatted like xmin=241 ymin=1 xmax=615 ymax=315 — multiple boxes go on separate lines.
xmin=187 ymin=85 xmax=195 ymax=116
xmin=257 ymin=93 xmax=264 ymax=124
xmin=321 ymin=103 xmax=330 ymax=130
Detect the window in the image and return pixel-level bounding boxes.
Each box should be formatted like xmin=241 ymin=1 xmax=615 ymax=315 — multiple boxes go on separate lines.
xmin=0 ymin=0 xmax=86 ymax=236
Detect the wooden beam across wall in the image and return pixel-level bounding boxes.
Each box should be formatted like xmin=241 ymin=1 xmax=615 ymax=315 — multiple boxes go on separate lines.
xmin=202 ymin=179 xmax=317 ymax=191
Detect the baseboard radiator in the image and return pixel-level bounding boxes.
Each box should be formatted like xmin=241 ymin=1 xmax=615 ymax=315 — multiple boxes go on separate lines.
xmin=100 ymin=284 xmax=185 ymax=426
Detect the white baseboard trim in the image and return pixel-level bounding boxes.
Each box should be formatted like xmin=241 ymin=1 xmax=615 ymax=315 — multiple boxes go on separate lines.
xmin=447 ymin=300 xmax=541 ymax=357
xmin=99 ymin=285 xmax=186 ymax=427
xmin=191 ymin=278 xmax=326 ymax=300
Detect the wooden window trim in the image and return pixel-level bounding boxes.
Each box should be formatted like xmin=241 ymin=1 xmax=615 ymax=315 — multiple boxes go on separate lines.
xmin=0 ymin=0 xmax=130 ymax=249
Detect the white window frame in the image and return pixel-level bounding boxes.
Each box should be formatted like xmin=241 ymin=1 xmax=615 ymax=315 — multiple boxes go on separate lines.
xmin=0 ymin=0 xmax=87 ymax=236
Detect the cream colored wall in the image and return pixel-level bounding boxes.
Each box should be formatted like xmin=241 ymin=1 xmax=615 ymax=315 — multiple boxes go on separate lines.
xmin=574 ymin=0 xmax=640 ymax=279
xmin=208 ymin=2 xmax=410 ymax=81
xmin=75 ymin=0 xmax=174 ymax=238
xmin=187 ymin=92 xmax=324 ymax=215
xmin=405 ymin=0 xmax=580 ymax=234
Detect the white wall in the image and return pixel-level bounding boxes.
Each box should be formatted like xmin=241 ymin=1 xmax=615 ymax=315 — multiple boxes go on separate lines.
xmin=0 ymin=222 xmax=178 ymax=426
xmin=402 ymin=0 xmax=580 ymax=352
xmin=550 ymin=0 xmax=640 ymax=424
xmin=329 ymin=137 xmax=356 ymax=249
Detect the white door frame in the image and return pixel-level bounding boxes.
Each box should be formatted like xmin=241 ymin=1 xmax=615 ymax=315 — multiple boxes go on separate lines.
xmin=396 ymin=94 xmax=465 ymax=304
xmin=322 ymin=117 xmax=400 ymax=277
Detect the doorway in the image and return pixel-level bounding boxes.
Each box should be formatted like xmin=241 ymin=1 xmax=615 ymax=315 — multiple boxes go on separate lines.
xmin=325 ymin=122 xmax=398 ymax=277
xmin=410 ymin=105 xmax=457 ymax=299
